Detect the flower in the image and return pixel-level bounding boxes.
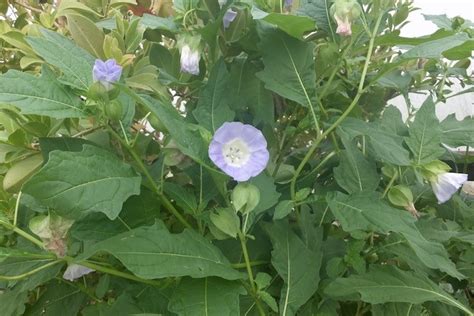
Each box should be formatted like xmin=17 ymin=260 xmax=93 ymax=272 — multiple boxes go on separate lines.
xmin=335 ymin=15 xmax=352 ymax=36
xmin=92 ymin=59 xmax=122 ymax=91
xmin=223 ymin=9 xmax=238 ymax=29
xmin=218 ymin=0 xmax=226 ymax=8
xmin=209 ymin=122 xmax=269 ymax=182
xmin=431 ymin=172 xmax=468 ymax=204
xmin=180 ymin=44 xmax=200 ymax=75
xmin=63 ymin=264 xmax=95 ymax=281
xmin=330 ymin=0 xmax=361 ymax=37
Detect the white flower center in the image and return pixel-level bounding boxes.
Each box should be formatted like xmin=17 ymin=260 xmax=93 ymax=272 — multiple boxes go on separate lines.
xmin=222 ymin=138 xmax=250 ymax=167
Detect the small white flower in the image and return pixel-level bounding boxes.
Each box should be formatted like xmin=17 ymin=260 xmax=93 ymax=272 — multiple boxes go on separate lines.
xmin=431 ymin=172 xmax=468 ymax=204
xmin=180 ymin=45 xmax=200 ymax=75
xmin=63 ymin=264 xmax=95 ymax=281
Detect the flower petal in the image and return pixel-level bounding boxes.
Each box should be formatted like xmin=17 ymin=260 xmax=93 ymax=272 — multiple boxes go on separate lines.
xmin=431 ymin=172 xmax=468 ymax=204
xmin=63 ymin=264 xmax=95 ymax=281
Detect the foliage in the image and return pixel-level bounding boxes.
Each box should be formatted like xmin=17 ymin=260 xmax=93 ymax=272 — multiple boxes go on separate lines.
xmin=0 ymin=0 xmax=473 ymax=315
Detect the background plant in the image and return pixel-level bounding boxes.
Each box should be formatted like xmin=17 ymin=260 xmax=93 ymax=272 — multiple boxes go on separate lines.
xmin=0 ymin=0 xmax=473 ymax=315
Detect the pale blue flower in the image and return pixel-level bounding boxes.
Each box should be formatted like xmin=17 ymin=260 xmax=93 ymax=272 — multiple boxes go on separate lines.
xmin=180 ymin=44 xmax=200 ymax=75
xmin=92 ymin=59 xmax=122 ymax=91
xmin=223 ymin=9 xmax=238 ymax=29
xmin=63 ymin=264 xmax=95 ymax=281
xmin=209 ymin=122 xmax=269 ymax=182
xmin=431 ymin=172 xmax=468 ymax=204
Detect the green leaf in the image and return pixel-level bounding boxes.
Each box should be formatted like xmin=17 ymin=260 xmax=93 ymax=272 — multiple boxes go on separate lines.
xmin=440 ymin=114 xmax=474 ymax=147
xmin=23 ymin=145 xmax=141 ymax=220
xmin=140 ymin=13 xmax=178 ymax=32
xmin=334 ymin=134 xmax=380 ymax=194
xmin=422 ymin=14 xmax=453 ymax=30
xmin=297 ymin=0 xmax=335 ymax=37
xmin=210 ymin=208 xmax=240 ymax=238
xmin=139 ymin=95 xmax=210 ymax=166
xmin=399 ymin=33 xmax=470 ymax=60
xmin=81 ymin=224 xmax=243 ymax=280
xmin=265 ymin=221 xmax=322 ymax=316
xmin=256 ymin=26 xmax=316 ymax=110
xmin=56 ymin=0 xmax=100 ymax=17
xmin=26 ymin=28 xmax=95 ymax=90
xmin=193 ymin=59 xmax=235 ymax=132
xmin=27 ymin=281 xmax=87 ymax=316
xmin=252 ymin=7 xmax=315 ymax=39
xmin=164 ymin=182 xmax=198 ymax=214
xmin=327 ymin=192 xmax=463 ymax=279
xmin=82 ymin=294 xmax=143 ymax=316
xmin=0 ymin=288 xmax=28 ymax=316
xmin=405 ymin=97 xmax=445 ymax=165
xmin=67 ymin=14 xmax=105 ymax=58
xmin=273 ymin=200 xmax=294 ymax=220
xmin=249 ymin=173 xmax=281 ymax=215
xmin=168 ymin=277 xmax=245 ymax=316
xmin=325 ymin=265 xmax=472 ymax=315
xmin=0 ymin=66 xmax=85 ymax=119
xmin=39 ymin=137 xmax=94 ymax=162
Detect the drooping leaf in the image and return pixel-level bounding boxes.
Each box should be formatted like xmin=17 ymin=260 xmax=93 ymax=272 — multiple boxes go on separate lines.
xmin=405 ymin=97 xmax=445 ymax=165
xmin=334 ymin=134 xmax=380 ymax=194
xmin=440 ymin=114 xmax=474 ymax=147
xmin=23 ymin=145 xmax=141 ymax=220
xmin=26 ymin=28 xmax=95 ymax=90
xmin=399 ymin=33 xmax=470 ymax=60
xmin=168 ymin=277 xmax=245 ymax=316
xmin=0 ymin=66 xmax=85 ymax=119
xmin=81 ymin=224 xmax=243 ymax=280
xmin=256 ymin=26 xmax=316 ymax=110
xmin=193 ymin=59 xmax=235 ymax=132
xmin=265 ymin=221 xmax=322 ymax=316
xmin=325 ymin=265 xmax=472 ymax=315
xmin=327 ymin=192 xmax=463 ymax=279
xmin=251 ymin=7 xmax=315 ymax=39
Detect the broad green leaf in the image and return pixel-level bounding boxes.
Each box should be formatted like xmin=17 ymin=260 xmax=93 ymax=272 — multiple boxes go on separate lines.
xmin=193 ymin=59 xmax=235 ymax=132
xmin=0 ymin=66 xmax=85 ymax=119
xmin=399 ymin=33 xmax=470 ymax=59
xmin=140 ymin=13 xmax=178 ymax=32
xmin=0 ymin=288 xmax=28 ymax=316
xmin=273 ymin=200 xmax=294 ymax=220
xmin=82 ymin=294 xmax=143 ymax=316
xmin=168 ymin=278 xmax=245 ymax=316
xmin=39 ymin=137 xmax=94 ymax=161
xmin=23 ymin=145 xmax=141 ymax=220
xmin=139 ymin=95 xmax=210 ymax=166
xmin=334 ymin=134 xmax=380 ymax=193
xmin=328 ymin=192 xmax=463 ymax=279
xmin=422 ymin=14 xmax=453 ymax=30
xmin=265 ymin=221 xmax=322 ymax=316
xmin=372 ymin=303 xmax=422 ymax=316
xmin=81 ymin=224 xmax=243 ymax=280
xmin=443 ymin=39 xmax=474 ymax=60
xmin=27 ymin=281 xmax=87 ymax=316
xmin=405 ymin=97 xmax=445 ymax=165
xmin=249 ymin=173 xmax=281 ymax=215
xmin=325 ymin=265 xmax=472 ymax=315
xmin=256 ymin=26 xmax=316 ymax=110
xmin=26 ymin=28 xmax=95 ymax=90
xmin=297 ymin=0 xmax=335 ymax=37
xmin=163 ymin=182 xmax=198 ymax=214
xmin=252 ymin=7 xmax=315 ymax=39
xmin=67 ymin=14 xmax=105 ymax=58
xmin=440 ymin=114 xmax=474 ymax=147
xmin=56 ymin=0 xmax=100 ymax=17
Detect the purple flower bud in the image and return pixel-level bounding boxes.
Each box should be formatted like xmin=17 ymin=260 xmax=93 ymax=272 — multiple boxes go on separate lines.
xmin=209 ymin=122 xmax=269 ymax=182
xmin=431 ymin=172 xmax=468 ymax=204
xmin=180 ymin=44 xmax=200 ymax=75
xmin=223 ymin=9 xmax=238 ymax=29
xmin=92 ymin=59 xmax=122 ymax=91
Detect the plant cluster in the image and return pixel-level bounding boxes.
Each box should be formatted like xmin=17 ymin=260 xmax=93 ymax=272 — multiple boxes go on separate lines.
xmin=0 ymin=0 xmax=473 ymax=315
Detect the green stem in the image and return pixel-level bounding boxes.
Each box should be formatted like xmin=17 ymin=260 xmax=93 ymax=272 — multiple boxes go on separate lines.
xmin=0 ymin=260 xmax=61 ymax=281
xmin=290 ymin=14 xmax=383 ymax=200
xmin=382 ymin=172 xmax=398 ymax=198
xmin=107 ymin=126 xmax=192 ymax=229
xmin=238 ymin=232 xmax=266 ymax=316
xmin=463 ymin=146 xmax=470 ymax=174
xmin=0 ymin=219 xmax=44 ymax=249
xmin=231 ymin=260 xmax=268 ymax=269
xmin=13 ymin=191 xmax=22 ymax=226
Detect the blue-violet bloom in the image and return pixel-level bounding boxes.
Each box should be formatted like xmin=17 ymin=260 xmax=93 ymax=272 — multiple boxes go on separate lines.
xmin=63 ymin=264 xmax=95 ymax=281
xmin=180 ymin=44 xmax=200 ymax=75
xmin=209 ymin=122 xmax=269 ymax=182
xmin=223 ymin=9 xmax=238 ymax=29
xmin=92 ymin=59 xmax=122 ymax=91
xmin=431 ymin=172 xmax=468 ymax=204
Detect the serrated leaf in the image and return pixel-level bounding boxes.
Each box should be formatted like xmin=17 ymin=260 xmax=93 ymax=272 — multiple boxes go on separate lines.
xmin=0 ymin=66 xmax=85 ymax=119
xmin=81 ymin=224 xmax=243 ymax=280
xmin=265 ymin=221 xmax=322 ymax=316
xmin=168 ymin=277 xmax=245 ymax=316
xmin=327 ymin=192 xmax=463 ymax=279
xmin=440 ymin=114 xmax=474 ymax=147
xmin=256 ymin=26 xmax=316 ymax=110
xmin=193 ymin=59 xmax=235 ymax=132
xmin=26 ymin=28 xmax=95 ymax=90
xmin=399 ymin=33 xmax=470 ymax=59
xmin=405 ymin=97 xmax=445 ymax=165
xmin=325 ymin=265 xmax=472 ymax=315
xmin=334 ymin=134 xmax=380 ymax=193
xmin=23 ymin=145 xmax=141 ymax=220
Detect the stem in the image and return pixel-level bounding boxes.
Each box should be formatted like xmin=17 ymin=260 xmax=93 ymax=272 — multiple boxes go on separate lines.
xmin=107 ymin=126 xmax=192 ymax=229
xmin=463 ymin=146 xmax=470 ymax=174
xmin=290 ymin=14 xmax=383 ymax=200
xmin=238 ymin=232 xmax=266 ymax=316
xmin=231 ymin=260 xmax=268 ymax=269
xmin=382 ymin=172 xmax=398 ymax=198
xmin=13 ymin=191 xmax=22 ymax=226
xmin=0 ymin=260 xmax=61 ymax=281
xmin=0 ymin=219 xmax=44 ymax=249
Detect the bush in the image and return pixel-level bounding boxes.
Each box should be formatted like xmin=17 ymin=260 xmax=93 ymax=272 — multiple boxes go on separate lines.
xmin=0 ymin=0 xmax=473 ymax=315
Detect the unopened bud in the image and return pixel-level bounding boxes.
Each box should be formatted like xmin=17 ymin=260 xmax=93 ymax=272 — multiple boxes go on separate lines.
xmin=232 ymin=183 xmax=260 ymax=214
